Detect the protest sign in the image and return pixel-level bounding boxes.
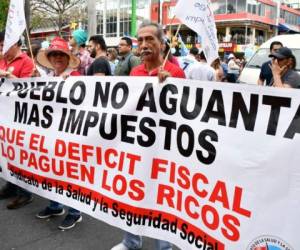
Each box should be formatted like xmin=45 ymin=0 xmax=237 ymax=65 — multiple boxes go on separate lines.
xmin=3 ymin=0 xmax=26 ymax=54
xmin=0 ymin=76 xmax=299 ymax=250
xmin=174 ymin=0 xmax=219 ymax=64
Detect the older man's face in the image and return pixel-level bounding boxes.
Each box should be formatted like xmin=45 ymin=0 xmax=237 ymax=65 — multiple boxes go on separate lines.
xmin=137 ymin=26 xmax=162 ymax=62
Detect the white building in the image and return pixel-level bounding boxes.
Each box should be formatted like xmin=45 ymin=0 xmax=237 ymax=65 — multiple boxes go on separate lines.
xmin=282 ymin=0 xmax=300 ymax=9
xmin=91 ymin=0 xmax=151 ymax=46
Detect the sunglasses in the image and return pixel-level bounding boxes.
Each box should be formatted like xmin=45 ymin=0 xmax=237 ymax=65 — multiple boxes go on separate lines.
xmin=48 ymin=51 xmax=68 ymax=57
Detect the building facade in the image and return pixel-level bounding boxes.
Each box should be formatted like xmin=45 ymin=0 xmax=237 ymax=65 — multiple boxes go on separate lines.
xmin=94 ymin=0 xmax=151 ymax=46
xmin=154 ymin=0 xmax=300 ymax=53
xmin=283 ymin=0 xmax=300 ymax=9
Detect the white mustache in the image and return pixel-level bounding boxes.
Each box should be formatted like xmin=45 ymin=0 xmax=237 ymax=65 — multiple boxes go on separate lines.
xmin=140 ymin=50 xmax=152 ymax=56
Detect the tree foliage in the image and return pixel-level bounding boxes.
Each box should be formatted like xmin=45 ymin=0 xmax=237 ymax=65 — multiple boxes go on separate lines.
xmin=0 ymin=0 xmax=9 ymax=31
xmin=31 ymin=0 xmax=85 ymax=35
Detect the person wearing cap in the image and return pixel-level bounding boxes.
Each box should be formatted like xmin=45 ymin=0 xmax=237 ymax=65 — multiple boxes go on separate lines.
xmin=36 ymin=37 xmax=83 ymax=230
xmin=226 ymin=53 xmax=240 ymax=83
xmin=0 ymin=30 xmax=34 ymax=209
xmin=69 ymin=29 xmax=93 ymax=75
xmin=269 ymin=46 xmax=300 ymax=88
xmin=114 ymin=37 xmax=140 ymax=76
xmin=258 ymin=41 xmax=283 ymax=86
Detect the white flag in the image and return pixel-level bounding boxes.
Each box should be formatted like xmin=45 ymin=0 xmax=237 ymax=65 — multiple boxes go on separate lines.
xmin=174 ymin=0 xmax=219 ymax=64
xmin=3 ymin=0 xmax=26 ymax=54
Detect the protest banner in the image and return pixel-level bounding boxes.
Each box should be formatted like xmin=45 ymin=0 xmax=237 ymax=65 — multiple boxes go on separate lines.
xmin=0 ymin=76 xmax=299 ymax=250
xmin=174 ymin=0 xmax=219 ymax=64
xmin=3 ymin=0 xmax=26 ymax=54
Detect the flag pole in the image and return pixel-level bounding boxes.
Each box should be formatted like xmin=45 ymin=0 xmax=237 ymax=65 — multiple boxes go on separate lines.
xmin=25 ymin=25 xmax=34 ymax=62
xmin=162 ymin=16 xmax=181 ymax=68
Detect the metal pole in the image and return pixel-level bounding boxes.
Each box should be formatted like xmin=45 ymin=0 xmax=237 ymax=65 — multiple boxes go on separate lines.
xmin=158 ymin=0 xmax=161 ymax=24
xmin=24 ymin=0 xmax=30 ymax=31
xmin=103 ymin=0 xmax=107 ymax=37
xmin=131 ymin=0 xmax=137 ymax=37
xmin=245 ymin=25 xmax=248 ymax=45
xmin=88 ymin=0 xmax=96 ymax=36
xmin=117 ymin=0 xmax=120 ymax=39
xmin=275 ymin=0 xmax=280 ymax=36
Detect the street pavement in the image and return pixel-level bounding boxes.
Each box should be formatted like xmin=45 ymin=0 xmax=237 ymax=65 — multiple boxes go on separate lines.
xmin=0 ymin=180 xmax=180 ymax=250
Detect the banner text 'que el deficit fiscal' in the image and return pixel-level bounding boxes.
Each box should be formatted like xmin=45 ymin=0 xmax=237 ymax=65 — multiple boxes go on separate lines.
xmin=0 ymin=76 xmax=299 ymax=250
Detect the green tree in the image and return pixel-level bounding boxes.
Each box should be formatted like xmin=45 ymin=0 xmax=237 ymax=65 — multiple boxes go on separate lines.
xmin=0 ymin=0 xmax=9 ymax=31
xmin=31 ymin=0 xmax=84 ymax=36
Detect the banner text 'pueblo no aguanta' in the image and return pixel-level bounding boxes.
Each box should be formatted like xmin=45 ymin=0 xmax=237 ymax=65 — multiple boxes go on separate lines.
xmin=0 ymin=76 xmax=298 ymax=250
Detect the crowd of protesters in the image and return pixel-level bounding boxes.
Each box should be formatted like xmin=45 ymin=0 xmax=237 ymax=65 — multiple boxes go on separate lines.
xmin=0 ymin=19 xmax=299 ymax=250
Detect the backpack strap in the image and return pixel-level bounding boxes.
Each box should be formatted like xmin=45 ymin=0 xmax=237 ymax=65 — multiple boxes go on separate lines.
xmin=127 ymin=54 xmax=134 ymax=73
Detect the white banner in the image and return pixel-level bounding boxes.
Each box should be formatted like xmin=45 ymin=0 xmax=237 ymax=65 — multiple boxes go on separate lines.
xmin=3 ymin=0 xmax=26 ymax=54
xmin=174 ymin=0 xmax=219 ymax=64
xmin=0 ymin=76 xmax=299 ymax=250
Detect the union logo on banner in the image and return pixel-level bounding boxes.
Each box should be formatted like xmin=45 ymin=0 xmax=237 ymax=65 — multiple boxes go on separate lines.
xmin=247 ymin=235 xmax=293 ymax=250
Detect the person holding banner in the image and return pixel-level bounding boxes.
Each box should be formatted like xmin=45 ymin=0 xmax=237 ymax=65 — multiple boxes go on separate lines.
xmin=35 ymin=37 xmax=83 ymax=230
xmin=130 ymin=21 xmax=185 ymax=82
xmin=0 ymin=31 xmax=34 ymax=79
xmin=0 ymin=31 xmax=34 ymax=209
xmin=111 ymin=21 xmax=185 ymax=250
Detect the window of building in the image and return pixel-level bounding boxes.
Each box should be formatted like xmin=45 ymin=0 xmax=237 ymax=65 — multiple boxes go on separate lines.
xmin=248 ymin=0 xmax=258 ymax=15
xmin=231 ymin=27 xmax=246 ymax=44
xmin=212 ymin=0 xmax=226 ymax=14
xmin=237 ymin=0 xmax=247 ymax=12
xmin=96 ymin=0 xmax=104 ymax=35
xmin=265 ymin=4 xmax=276 ymax=19
xmin=258 ymin=3 xmax=265 ymax=16
xmin=120 ymin=0 xmax=131 ymax=36
xmin=106 ymin=1 xmax=118 ymax=37
xmin=227 ymin=0 xmax=237 ymax=14
xmin=255 ymin=30 xmax=265 ymax=45
xmin=217 ymin=28 xmax=226 ymax=42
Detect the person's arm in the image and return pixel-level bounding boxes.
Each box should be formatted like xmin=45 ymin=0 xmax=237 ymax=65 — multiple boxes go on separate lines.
xmin=210 ymin=69 xmax=216 ymax=82
xmin=0 ymin=69 xmax=18 ymax=79
xmin=257 ymin=78 xmax=264 ymax=85
xmin=257 ymin=63 xmax=265 ymax=85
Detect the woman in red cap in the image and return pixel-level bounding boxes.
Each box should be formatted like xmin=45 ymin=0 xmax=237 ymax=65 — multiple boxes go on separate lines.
xmin=35 ymin=37 xmax=82 ymax=230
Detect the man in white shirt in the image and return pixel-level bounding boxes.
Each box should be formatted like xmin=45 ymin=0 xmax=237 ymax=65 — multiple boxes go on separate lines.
xmin=187 ymin=51 xmax=216 ymax=81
